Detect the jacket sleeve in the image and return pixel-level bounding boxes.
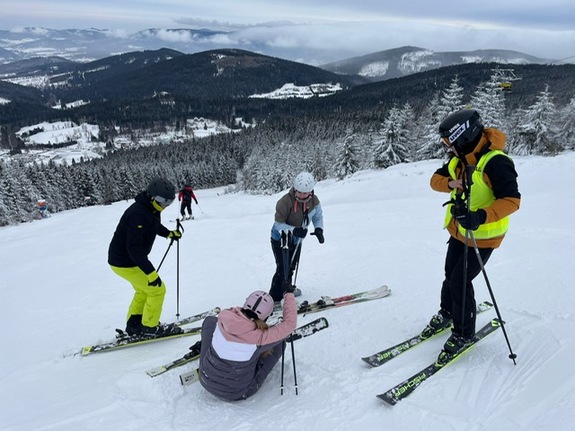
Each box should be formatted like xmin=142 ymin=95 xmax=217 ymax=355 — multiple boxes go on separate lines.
xmin=482 ymin=155 xmax=521 ymax=222
xmin=255 ymin=293 xmax=298 ymax=346
xmin=430 ymin=163 xmax=452 ymax=193
xmin=156 ymin=222 xmax=171 ymax=238
xmin=310 ymin=202 xmax=324 ymax=230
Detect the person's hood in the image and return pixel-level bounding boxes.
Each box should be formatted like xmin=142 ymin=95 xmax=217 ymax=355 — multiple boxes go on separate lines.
xmin=217 ymin=307 xmax=256 ymax=342
xmin=463 ymin=127 xmax=506 ymax=164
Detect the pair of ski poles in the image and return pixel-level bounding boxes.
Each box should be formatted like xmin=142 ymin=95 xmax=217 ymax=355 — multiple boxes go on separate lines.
xmin=279 ymin=230 xmax=303 ymax=395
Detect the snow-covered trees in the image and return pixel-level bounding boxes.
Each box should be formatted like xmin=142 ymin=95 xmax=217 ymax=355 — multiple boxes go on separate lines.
xmin=372 ymin=106 xmax=411 ymax=169
xmin=470 ymin=73 xmax=507 ymax=132
xmin=557 ymin=95 xmax=575 ymax=150
xmin=334 ymin=130 xmax=360 ymax=179
xmin=2 ymin=70 xmax=575 ymax=226
xmin=513 ymin=85 xmax=560 ymax=155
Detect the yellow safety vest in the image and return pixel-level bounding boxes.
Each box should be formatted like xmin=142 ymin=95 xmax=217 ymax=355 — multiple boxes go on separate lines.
xmin=444 ymin=150 xmax=509 ymax=239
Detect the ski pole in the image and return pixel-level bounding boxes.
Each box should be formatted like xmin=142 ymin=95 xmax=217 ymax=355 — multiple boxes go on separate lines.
xmin=292 ymin=241 xmax=302 ymax=286
xmin=468 ymin=230 xmax=518 ymax=364
xmin=289 ymin=334 xmax=299 ymax=395
xmin=458 ymin=164 xmax=473 ymax=339
xmin=176 ymin=219 xmax=183 ymax=319
xmin=157 ymin=239 xmax=174 ymax=272
xmin=280 ymin=340 xmax=286 ymax=395
xmin=280 ymin=230 xmax=291 ymax=287
xmin=461 ymin=165 xmax=517 ymax=364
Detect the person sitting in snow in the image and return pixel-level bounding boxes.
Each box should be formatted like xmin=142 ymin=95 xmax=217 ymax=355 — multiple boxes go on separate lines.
xmin=178 ymin=184 xmax=198 ymax=220
xmin=108 ymin=177 xmax=183 ymax=337
xmin=269 ymin=171 xmax=324 ymax=301
xmin=198 ymin=287 xmax=297 ymax=401
xmin=423 ymin=109 xmax=521 ymax=361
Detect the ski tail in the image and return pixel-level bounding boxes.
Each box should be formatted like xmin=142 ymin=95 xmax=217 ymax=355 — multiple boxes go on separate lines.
xmin=290 ymin=317 xmax=329 ymax=341
xmin=175 ymin=307 xmax=221 ymax=326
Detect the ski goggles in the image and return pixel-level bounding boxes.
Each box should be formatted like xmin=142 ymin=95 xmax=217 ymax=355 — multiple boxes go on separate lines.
xmin=153 ymin=195 xmax=174 ymax=208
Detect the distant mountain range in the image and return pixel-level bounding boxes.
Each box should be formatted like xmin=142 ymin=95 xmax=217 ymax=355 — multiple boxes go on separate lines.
xmin=1 ymin=30 xmax=574 ymax=149
xmin=320 ymin=46 xmax=549 ymax=81
xmin=0 ymin=27 xmax=552 ymax=83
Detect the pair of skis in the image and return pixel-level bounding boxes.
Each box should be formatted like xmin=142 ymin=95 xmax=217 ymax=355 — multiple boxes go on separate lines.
xmin=79 ymin=307 xmax=221 ymax=355
xmin=144 ymin=286 xmax=390 ymax=379
xmin=376 ymin=318 xmax=502 ymax=405
xmin=80 ymin=285 xmax=390 ymax=356
xmin=362 ymin=301 xmax=502 ymax=405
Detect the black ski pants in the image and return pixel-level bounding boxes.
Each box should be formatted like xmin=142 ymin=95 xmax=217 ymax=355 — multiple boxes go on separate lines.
xmin=269 ymin=238 xmax=301 ymax=302
xmin=440 ymin=236 xmax=493 ymax=338
xmin=180 ymin=201 xmax=192 ymax=217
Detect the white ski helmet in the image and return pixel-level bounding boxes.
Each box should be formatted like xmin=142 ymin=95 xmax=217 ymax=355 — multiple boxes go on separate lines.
xmin=293 ymin=171 xmax=316 ymax=193
xmin=243 ymin=291 xmax=274 ymax=320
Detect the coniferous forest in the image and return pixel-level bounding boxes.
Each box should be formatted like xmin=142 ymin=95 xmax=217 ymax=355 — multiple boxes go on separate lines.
xmin=1 ymin=62 xmax=575 ymax=226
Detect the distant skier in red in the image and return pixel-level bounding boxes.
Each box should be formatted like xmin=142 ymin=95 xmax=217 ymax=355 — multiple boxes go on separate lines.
xmin=178 ymin=184 xmax=198 ymax=220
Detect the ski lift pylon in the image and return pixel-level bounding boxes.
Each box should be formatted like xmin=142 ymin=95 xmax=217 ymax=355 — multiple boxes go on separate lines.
xmin=491 ymin=68 xmax=521 ymax=92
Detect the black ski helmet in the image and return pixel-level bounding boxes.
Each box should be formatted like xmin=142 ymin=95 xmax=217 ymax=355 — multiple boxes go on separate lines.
xmin=147 ymin=177 xmax=175 ymax=206
xmin=438 ymin=109 xmax=484 ymax=154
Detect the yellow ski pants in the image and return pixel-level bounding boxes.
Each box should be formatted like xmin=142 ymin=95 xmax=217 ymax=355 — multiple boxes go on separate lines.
xmin=110 ymin=266 xmax=166 ymax=328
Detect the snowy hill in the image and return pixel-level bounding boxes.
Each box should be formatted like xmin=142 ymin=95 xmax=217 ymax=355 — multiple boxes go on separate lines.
xmin=2 ymin=153 xmax=574 ymax=430
xmin=321 ymin=46 xmax=548 ymax=82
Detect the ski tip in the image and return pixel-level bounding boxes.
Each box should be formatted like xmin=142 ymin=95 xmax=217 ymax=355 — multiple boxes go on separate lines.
xmin=146 ymin=367 xmax=166 ymax=377
xmin=377 ymin=393 xmax=398 ymax=406
xmin=361 ymin=357 xmax=377 ymax=367
xmin=80 ymin=346 xmax=93 ymax=356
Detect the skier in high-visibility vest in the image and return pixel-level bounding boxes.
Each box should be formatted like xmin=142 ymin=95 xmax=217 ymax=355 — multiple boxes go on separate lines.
xmin=423 ymin=109 xmax=521 ymax=358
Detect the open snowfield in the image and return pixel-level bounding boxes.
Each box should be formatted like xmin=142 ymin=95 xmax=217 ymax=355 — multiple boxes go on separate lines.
xmin=2 ymin=153 xmax=574 ymax=431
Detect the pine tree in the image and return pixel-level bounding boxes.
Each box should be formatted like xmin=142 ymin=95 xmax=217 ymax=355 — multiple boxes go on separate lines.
xmin=333 ymin=129 xmax=360 ymax=180
xmin=515 ymin=85 xmax=560 ymax=155
xmin=373 ymin=107 xmax=409 ymax=169
xmin=437 ymin=75 xmax=465 ymax=119
xmin=557 ymin=95 xmax=575 ymax=150
xmin=416 ymin=93 xmax=445 ymax=161
xmin=470 ymin=73 xmax=507 ymax=131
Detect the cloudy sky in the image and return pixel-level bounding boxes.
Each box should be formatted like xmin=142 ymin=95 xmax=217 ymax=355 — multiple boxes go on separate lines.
xmin=2 ymin=0 xmax=575 ymax=62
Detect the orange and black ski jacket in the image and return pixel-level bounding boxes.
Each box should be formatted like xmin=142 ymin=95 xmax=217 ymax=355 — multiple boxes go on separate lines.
xmin=430 ymin=128 xmax=521 ymax=249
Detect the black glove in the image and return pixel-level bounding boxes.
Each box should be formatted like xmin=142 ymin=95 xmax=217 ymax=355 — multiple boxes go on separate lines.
xmin=455 ymin=210 xmax=486 ymax=231
xmin=168 ymin=230 xmax=182 ymax=241
xmin=283 ymin=283 xmax=296 ymax=294
xmin=449 ymin=198 xmax=468 ymax=218
xmin=293 ymin=227 xmax=308 ymax=238
xmin=313 ymin=228 xmax=325 ymax=244
xmin=147 ymin=271 xmax=163 ymax=287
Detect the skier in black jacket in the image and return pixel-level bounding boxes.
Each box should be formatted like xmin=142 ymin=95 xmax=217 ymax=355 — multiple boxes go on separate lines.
xmin=108 ymin=177 xmax=183 ymax=336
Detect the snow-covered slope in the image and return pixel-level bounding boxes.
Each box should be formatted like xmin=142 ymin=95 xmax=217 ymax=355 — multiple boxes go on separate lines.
xmin=2 ymin=153 xmax=574 ymax=430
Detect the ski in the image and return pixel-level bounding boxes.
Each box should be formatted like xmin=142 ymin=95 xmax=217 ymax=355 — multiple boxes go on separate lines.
xmin=269 ymin=285 xmax=390 ymax=324
xmin=175 ymin=307 xmax=220 ymax=326
xmin=146 ymin=341 xmax=202 ymax=377
xmin=80 ymin=307 xmax=219 ymax=356
xmin=362 ymin=301 xmax=493 ymax=367
xmin=169 ymin=317 xmax=329 ymax=383
xmin=377 ymin=318 xmax=502 ymax=406
xmin=81 ymin=326 xmax=202 ymax=356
